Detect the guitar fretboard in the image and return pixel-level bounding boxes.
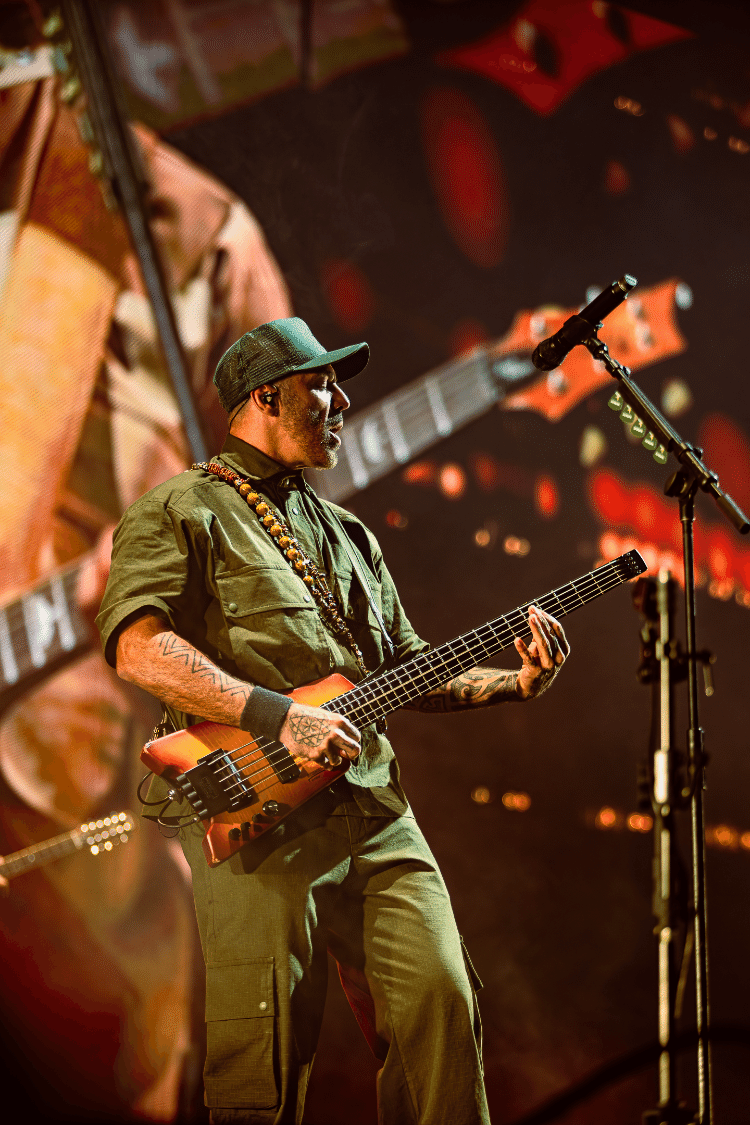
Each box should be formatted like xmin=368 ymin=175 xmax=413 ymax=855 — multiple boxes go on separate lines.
xmin=0 ymin=560 xmax=92 ymax=713
xmin=322 ymin=552 xmax=644 ymax=725
xmin=309 ymin=347 xmax=534 ymax=503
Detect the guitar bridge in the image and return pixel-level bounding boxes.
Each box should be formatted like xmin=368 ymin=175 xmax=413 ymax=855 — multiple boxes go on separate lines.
xmin=174 ymin=748 xmax=257 ymax=820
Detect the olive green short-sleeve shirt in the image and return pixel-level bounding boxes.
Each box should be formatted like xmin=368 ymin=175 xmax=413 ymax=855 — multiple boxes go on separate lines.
xmin=97 ymin=434 xmax=431 ymax=816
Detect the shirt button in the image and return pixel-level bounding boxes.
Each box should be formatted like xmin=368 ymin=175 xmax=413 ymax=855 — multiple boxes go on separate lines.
xmin=291 ymin=506 xmax=299 ymax=514
xmin=303 ymin=593 xmax=311 ymax=602
xmin=259 ymin=1001 xmax=268 ymax=1011
xmin=228 ymin=602 xmax=238 ymax=613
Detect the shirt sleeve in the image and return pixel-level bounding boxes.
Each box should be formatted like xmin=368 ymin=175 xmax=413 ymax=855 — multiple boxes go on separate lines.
xmin=96 ymin=495 xmax=208 ymax=668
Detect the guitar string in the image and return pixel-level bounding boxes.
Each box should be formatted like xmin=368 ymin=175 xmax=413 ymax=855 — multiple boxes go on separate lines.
xmin=210 ymin=563 xmax=632 ymax=799
xmin=214 ymin=557 xmax=628 ymax=806
xmin=208 ymin=569 xmax=610 ymax=793
xmin=210 ymin=564 xmax=628 ymax=792
xmin=344 ymin=370 xmax=491 ymax=466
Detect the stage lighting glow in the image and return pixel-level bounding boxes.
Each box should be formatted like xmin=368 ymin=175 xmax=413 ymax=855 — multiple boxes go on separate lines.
xmin=710 ymin=825 xmax=739 ymax=849
xmin=503 ymin=535 xmax=530 ymax=556
xmin=402 ymin=460 xmax=437 ymax=486
xmin=474 ymin=528 xmax=491 ymax=548
xmin=535 ymin=474 xmax=559 ymax=518
xmin=704 ymin=127 xmax=717 ymax=140
xmin=471 ymin=786 xmax=493 ymax=804
xmin=385 ymin=509 xmax=408 ymax=529
xmin=661 ymin=378 xmax=693 ymax=418
xmin=502 ymin=791 xmax=531 ymax=811
xmin=728 ymin=136 xmax=749 ymax=154
xmin=614 ymin=96 xmax=644 ymax=116
xmin=439 ymin=463 xmax=467 ymax=499
xmin=627 ymin=813 xmax=653 ymax=833
xmin=595 ymin=806 xmax=618 ymax=829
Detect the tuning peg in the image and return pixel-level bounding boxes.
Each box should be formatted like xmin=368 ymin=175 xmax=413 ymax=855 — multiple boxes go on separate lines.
xmin=642 ymin=432 xmax=657 ymax=451
xmin=619 ymin=404 xmax=635 ymax=424
xmin=653 ymin=445 xmax=668 ymax=465
xmin=608 ymin=391 xmax=624 ymax=411
xmin=630 ymin=418 xmax=646 ymax=438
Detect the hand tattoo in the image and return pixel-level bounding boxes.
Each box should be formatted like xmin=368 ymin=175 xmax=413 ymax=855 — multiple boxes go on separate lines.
xmin=287 ymin=713 xmax=329 ymax=748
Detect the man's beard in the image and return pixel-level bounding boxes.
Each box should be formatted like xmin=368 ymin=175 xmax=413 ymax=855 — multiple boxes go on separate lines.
xmin=282 ymin=389 xmax=343 ymax=468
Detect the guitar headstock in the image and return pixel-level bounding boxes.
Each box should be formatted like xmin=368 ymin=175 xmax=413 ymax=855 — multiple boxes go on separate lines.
xmin=612 ymin=550 xmax=648 ymax=581
xmin=79 ymin=811 xmax=134 ymax=856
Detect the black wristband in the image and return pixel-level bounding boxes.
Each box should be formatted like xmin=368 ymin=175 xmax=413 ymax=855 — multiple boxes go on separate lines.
xmin=240 ymin=686 xmax=293 ymax=741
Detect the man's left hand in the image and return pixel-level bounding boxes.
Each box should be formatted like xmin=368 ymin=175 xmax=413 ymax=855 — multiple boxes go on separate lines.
xmin=514 ymin=605 xmax=569 ymax=700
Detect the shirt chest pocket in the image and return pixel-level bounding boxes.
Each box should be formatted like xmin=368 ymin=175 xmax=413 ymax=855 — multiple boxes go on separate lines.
xmin=215 ymin=564 xmax=330 ymax=690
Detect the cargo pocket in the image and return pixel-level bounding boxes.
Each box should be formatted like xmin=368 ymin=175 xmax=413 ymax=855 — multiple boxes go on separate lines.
xmin=204 ymin=957 xmax=278 ymax=1109
xmin=459 ymin=937 xmax=484 ymax=1063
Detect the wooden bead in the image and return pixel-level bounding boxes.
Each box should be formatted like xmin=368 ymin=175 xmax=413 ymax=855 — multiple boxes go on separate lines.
xmin=294 ymin=560 xmax=306 ymax=572
xmin=269 ymin=523 xmax=282 ymax=536
xmin=238 ymin=483 xmax=252 ymax=497
xmin=303 ymin=574 xmax=315 ymax=586
xmin=256 ymin=502 xmax=269 ymax=515
xmin=262 ymin=513 xmax=275 ymax=526
xmin=286 ymin=548 xmax=298 ymax=559
xmin=246 ymin=491 xmax=259 ymax=504
xmin=278 ymin=535 xmax=291 ymax=548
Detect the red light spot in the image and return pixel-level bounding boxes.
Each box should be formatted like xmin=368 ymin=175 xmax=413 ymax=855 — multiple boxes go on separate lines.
xmin=667 ymin=113 xmax=695 ymax=154
xmin=321 ymin=259 xmax=375 ymax=333
xmin=421 ymin=87 xmax=507 ymax=268
xmin=706 ymin=526 xmax=735 ymax=582
xmin=604 ymin=159 xmax=630 ymax=195
xmin=385 ymin=509 xmax=408 ymax=529
xmin=439 ymin=462 xmax=467 ymax=499
xmin=535 ymin=474 xmax=559 ymax=518
xmin=698 ymin=414 xmax=750 ymax=517
xmin=402 ymin=460 xmax=437 ymax=486
xmin=448 ymin=318 xmax=489 ymax=357
xmin=471 ymin=453 xmax=500 ymax=491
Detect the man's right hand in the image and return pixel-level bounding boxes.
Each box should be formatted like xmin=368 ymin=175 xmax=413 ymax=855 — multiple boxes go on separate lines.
xmin=280 ymin=703 xmax=361 ymax=769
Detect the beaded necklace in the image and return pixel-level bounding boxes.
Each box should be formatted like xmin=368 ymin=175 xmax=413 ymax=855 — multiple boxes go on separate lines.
xmin=193 ymin=461 xmax=369 ymax=677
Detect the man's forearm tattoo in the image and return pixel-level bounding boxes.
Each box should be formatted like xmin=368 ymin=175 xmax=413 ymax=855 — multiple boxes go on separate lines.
xmin=157 ymin=633 xmax=246 ymax=697
xmin=411 ymin=668 xmax=520 ymax=712
xmin=287 ymin=712 xmax=329 ymax=748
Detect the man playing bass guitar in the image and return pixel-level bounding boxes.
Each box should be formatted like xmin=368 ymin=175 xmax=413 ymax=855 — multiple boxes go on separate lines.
xmin=97 ymin=317 xmax=569 ymax=1125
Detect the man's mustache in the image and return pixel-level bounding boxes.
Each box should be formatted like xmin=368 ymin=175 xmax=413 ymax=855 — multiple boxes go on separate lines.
xmin=326 ymin=413 xmax=344 ymax=429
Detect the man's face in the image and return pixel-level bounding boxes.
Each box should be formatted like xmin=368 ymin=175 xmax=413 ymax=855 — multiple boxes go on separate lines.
xmin=276 ymin=365 xmax=350 ymax=469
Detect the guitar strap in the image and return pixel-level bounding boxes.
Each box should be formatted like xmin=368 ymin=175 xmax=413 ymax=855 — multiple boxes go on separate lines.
xmin=306 ymin=489 xmax=396 ymax=662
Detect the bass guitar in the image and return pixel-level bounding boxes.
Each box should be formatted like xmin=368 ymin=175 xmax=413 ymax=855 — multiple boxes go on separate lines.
xmin=141 ymin=550 xmax=646 ymax=867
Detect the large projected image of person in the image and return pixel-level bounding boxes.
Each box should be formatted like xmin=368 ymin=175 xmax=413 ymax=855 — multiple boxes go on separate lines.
xmin=0 ymin=66 xmax=291 ymax=1119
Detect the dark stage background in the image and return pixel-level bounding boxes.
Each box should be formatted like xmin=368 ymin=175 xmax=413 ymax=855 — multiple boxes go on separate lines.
xmin=1 ymin=2 xmax=750 ymax=1122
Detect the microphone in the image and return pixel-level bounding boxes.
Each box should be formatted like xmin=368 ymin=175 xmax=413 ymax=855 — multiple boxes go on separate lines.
xmin=531 ymin=274 xmax=638 ymax=371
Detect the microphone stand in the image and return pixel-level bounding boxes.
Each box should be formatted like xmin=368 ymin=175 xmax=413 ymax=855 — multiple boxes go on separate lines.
xmin=578 ymin=326 xmax=750 ymax=1125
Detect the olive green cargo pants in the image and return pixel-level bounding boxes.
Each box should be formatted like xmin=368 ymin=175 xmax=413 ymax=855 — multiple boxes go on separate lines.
xmin=179 ymin=783 xmax=489 ymax=1125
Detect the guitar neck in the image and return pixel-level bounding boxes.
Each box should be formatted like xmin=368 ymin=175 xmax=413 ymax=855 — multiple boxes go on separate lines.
xmin=324 ymin=551 xmax=645 ymax=727
xmin=0 ymin=812 xmax=133 ymax=879
xmin=1 ymin=827 xmax=86 ymax=879
xmin=0 ymin=558 xmax=93 ymax=715
xmin=309 ymin=345 xmax=532 ymax=503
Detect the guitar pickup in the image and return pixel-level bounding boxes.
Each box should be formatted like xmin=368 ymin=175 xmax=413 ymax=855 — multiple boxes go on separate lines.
xmin=265 ymin=740 xmax=303 ymax=783
xmin=174 ymin=748 xmax=257 ymax=820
